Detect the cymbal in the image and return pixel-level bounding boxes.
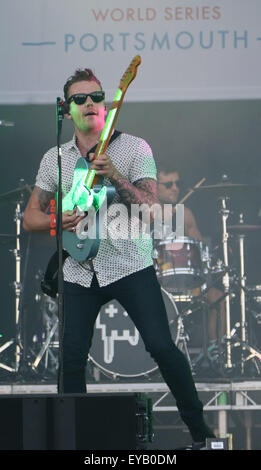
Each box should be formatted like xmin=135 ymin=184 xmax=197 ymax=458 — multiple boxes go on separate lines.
xmin=193 ymin=183 xmax=261 ymax=197
xmin=0 ymin=184 xmax=33 ymax=205
xmin=228 ymin=224 xmax=261 ymax=234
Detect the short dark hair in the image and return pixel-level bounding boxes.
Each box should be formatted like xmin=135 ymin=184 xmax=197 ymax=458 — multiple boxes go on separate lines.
xmin=63 ymin=68 xmax=103 ymax=101
xmin=156 ymin=163 xmax=180 ymax=177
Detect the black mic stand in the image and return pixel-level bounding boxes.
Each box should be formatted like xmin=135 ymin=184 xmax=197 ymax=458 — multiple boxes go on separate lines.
xmin=56 ymin=98 xmax=66 ymax=394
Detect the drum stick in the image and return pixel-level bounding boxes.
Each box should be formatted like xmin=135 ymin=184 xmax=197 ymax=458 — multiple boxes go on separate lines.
xmin=178 ymin=177 xmax=206 ymax=205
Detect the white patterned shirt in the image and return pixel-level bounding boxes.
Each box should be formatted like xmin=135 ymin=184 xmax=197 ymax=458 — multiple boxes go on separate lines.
xmin=35 ymin=132 xmax=157 ymax=287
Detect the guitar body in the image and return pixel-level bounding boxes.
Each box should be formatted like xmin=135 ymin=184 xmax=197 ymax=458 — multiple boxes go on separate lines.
xmin=62 ymin=157 xmax=115 ymax=262
xmin=62 ymin=212 xmax=101 ymax=262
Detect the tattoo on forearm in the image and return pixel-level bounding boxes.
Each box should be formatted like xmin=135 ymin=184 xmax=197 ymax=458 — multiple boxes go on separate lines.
xmin=112 ymin=177 xmax=158 ymax=207
xmin=37 ymin=188 xmax=55 ymax=212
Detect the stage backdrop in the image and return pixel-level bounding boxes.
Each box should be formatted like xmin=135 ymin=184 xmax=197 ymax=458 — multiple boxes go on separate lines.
xmin=1 ymin=0 xmax=261 ymax=103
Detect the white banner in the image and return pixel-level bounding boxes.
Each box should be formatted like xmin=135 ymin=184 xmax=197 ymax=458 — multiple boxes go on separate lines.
xmin=1 ymin=0 xmax=261 ymax=103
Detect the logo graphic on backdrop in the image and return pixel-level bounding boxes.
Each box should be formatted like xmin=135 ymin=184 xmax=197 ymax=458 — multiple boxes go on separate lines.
xmin=95 ymin=303 xmax=139 ymax=364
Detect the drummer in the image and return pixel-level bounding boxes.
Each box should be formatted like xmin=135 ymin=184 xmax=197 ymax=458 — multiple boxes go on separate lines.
xmin=157 ymin=167 xmax=225 ymax=347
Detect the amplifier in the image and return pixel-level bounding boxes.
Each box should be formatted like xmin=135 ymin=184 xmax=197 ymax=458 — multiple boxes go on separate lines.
xmin=0 ymin=393 xmax=153 ymax=450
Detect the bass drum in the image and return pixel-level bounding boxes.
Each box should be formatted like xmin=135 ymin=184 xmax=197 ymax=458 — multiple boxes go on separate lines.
xmin=88 ymin=288 xmax=182 ymax=378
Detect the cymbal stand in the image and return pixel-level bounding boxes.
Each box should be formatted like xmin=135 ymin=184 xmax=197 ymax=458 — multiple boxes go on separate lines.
xmin=237 ymin=213 xmax=247 ymax=374
xmin=163 ymin=289 xmax=194 ymax=373
xmin=0 ymin=200 xmax=23 ymax=373
xmin=233 ymin=214 xmax=261 ymax=374
xmin=182 ymin=292 xmax=226 ymax=376
xmin=30 ymin=293 xmax=59 ymax=375
xmin=0 ymin=341 xmax=16 ymax=372
xmin=11 ymin=200 xmax=23 ymax=372
xmin=31 ymin=315 xmax=59 ymax=373
xmin=220 ymin=195 xmax=233 ymax=370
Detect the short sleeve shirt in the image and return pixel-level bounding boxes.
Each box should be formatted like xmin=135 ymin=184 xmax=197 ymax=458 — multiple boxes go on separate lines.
xmin=35 ymin=132 xmax=157 ymax=287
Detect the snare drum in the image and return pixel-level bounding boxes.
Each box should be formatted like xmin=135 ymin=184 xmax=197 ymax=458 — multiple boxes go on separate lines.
xmin=155 ymin=237 xmax=209 ymax=293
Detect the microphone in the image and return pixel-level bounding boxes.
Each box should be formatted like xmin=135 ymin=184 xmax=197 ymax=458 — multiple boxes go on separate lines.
xmin=56 ymin=97 xmax=69 ymax=118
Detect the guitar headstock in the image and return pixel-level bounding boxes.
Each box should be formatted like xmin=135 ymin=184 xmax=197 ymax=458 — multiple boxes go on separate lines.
xmin=119 ymin=55 xmax=141 ymax=92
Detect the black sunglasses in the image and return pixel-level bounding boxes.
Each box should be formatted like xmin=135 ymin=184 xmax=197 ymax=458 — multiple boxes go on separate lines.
xmin=159 ymin=180 xmax=181 ymax=189
xmin=67 ymin=91 xmax=105 ymax=105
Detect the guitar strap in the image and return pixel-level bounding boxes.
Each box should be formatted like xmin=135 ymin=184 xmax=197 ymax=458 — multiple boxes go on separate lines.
xmin=41 ymin=130 xmax=122 ymax=298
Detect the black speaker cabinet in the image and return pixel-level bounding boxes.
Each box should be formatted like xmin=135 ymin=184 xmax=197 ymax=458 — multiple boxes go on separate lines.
xmin=0 ymin=393 xmax=153 ymax=450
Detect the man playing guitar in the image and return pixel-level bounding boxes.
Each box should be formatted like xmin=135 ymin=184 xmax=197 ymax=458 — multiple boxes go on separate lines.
xmin=23 ymin=67 xmax=215 ymax=448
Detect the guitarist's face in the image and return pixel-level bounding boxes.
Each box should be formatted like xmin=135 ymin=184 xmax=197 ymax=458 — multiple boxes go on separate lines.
xmin=66 ymin=80 xmax=107 ymax=133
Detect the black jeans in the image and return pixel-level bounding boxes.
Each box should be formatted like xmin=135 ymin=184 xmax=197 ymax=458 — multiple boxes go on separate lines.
xmin=61 ymin=266 xmax=214 ymax=442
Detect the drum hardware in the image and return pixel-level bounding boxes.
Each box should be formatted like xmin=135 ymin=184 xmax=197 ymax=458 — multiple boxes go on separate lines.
xmin=192 ymin=186 xmax=235 ymax=372
xmin=206 ymin=217 xmax=261 ymax=376
xmin=182 ymin=292 xmax=227 ymax=377
xmin=219 ymin=191 xmax=233 ymax=369
xmin=0 ymin=183 xmax=33 ymax=206
xmin=154 ymin=178 xmax=261 ymax=378
xmin=226 ymin=214 xmax=261 ymax=375
xmin=155 ymin=237 xmax=208 ymax=293
xmin=163 ymin=289 xmax=195 ymax=374
xmin=183 ymin=296 xmax=211 ymax=376
xmin=31 ymin=316 xmax=59 ymax=374
xmin=0 ymin=203 xmax=23 ymax=374
xmin=0 ymin=340 xmax=16 ymax=372
xmin=29 ymin=290 xmax=59 ymax=375
xmin=193 ymin=177 xmax=261 ymax=372
xmin=170 ymin=282 xmax=227 ymax=377
xmin=0 ymin=232 xmax=18 ymax=369
xmin=193 ymin=181 xmax=261 ymax=198
xmin=0 ymin=180 xmax=32 ymax=374
xmin=236 ymin=213 xmax=247 ymax=374
xmin=210 ymin=260 xmax=227 ymax=276
xmin=201 ymin=225 xmax=261 ymax=378
xmin=190 ymin=321 xmax=211 ymax=375
xmin=175 ymin=315 xmax=195 ymax=374
xmin=171 ymin=294 xmax=193 ymax=303
xmin=182 ymin=294 xmax=207 ymax=316
xmin=154 ymin=217 xmax=230 ymax=376
xmin=227 ymin=224 xmax=261 ymax=234
xmin=227 ymin=323 xmax=261 ymax=376
xmin=153 ymin=176 xmax=208 ymax=292
xmin=246 ymin=286 xmax=261 ymax=324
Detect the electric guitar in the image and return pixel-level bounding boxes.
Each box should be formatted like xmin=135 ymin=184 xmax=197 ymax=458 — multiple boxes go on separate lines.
xmin=62 ymin=55 xmax=142 ymax=262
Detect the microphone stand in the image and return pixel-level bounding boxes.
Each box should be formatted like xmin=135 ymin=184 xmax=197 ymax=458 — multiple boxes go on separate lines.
xmin=56 ymin=98 xmax=65 ymax=394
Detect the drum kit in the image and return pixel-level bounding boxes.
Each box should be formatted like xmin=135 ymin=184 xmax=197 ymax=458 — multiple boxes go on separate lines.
xmin=0 ymin=177 xmax=261 ymax=382
xmin=0 ymin=181 xmax=32 ymax=374
xmin=154 ymin=179 xmax=261 ymax=378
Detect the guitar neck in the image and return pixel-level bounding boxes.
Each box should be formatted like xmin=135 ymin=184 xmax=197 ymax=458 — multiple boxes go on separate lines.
xmin=84 ymin=55 xmax=141 ymax=189
xmin=84 ymin=88 xmax=124 ymax=188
